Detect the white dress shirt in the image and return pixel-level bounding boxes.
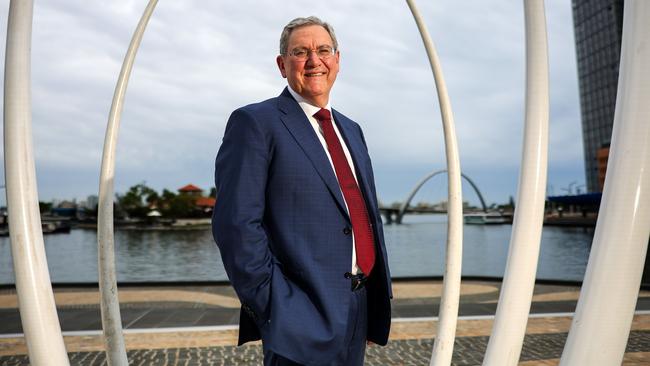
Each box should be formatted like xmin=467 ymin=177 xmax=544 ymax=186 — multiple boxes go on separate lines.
xmin=287 ymin=86 xmax=362 ymax=275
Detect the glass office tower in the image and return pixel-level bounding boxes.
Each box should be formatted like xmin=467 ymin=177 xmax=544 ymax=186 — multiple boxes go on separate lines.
xmin=572 ymin=0 xmax=624 ymax=192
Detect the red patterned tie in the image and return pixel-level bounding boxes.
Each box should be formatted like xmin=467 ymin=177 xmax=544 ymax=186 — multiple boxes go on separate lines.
xmin=313 ymin=108 xmax=375 ymax=275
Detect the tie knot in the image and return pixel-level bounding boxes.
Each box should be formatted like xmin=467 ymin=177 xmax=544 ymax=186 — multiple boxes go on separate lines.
xmin=313 ymin=108 xmax=331 ymax=122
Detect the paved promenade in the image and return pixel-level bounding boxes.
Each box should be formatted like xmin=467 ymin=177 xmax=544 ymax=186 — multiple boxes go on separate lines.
xmin=1 ymin=280 xmax=649 ymax=365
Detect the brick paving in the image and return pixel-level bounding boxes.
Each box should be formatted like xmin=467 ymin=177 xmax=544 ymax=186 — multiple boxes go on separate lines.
xmin=1 ymin=281 xmax=650 ymax=364
xmin=1 ymin=330 xmax=649 ymax=365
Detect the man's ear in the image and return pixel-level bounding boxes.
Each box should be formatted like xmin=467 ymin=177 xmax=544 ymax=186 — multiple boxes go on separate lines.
xmin=276 ymin=55 xmax=287 ymax=78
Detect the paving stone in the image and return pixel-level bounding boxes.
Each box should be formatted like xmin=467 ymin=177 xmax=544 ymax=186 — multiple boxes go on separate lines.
xmin=1 ymin=331 xmax=648 ymax=365
xmin=2 ymin=282 xmax=648 ymax=364
xmin=194 ymin=308 xmax=239 ymax=326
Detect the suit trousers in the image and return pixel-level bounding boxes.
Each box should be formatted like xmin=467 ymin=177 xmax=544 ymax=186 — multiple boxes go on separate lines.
xmin=263 ymin=287 xmax=368 ymax=366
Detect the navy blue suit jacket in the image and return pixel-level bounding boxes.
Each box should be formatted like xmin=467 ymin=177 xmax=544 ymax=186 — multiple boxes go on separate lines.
xmin=212 ymin=88 xmax=391 ymax=364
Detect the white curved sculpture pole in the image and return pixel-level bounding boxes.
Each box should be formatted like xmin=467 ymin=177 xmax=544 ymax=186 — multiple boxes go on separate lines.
xmin=482 ymin=1 xmax=549 ymax=365
xmin=3 ymin=1 xmax=70 ymax=364
xmin=404 ymin=0 xmax=463 ymax=364
xmin=559 ymin=1 xmax=650 ymax=364
xmin=98 ymin=0 xmax=158 ymax=364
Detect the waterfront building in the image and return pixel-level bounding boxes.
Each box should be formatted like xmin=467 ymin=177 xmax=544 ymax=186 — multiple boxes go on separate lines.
xmin=596 ymin=146 xmax=609 ymax=191
xmin=572 ymin=0 xmax=623 ymax=192
xmin=86 ymin=195 xmax=99 ymax=210
xmin=196 ymin=197 xmax=216 ymax=214
xmin=178 ymin=183 xmax=203 ymax=197
xmin=573 ymin=0 xmax=650 ymax=285
xmin=51 ymin=200 xmax=77 ymax=217
xmin=178 ymin=184 xmax=215 ymax=216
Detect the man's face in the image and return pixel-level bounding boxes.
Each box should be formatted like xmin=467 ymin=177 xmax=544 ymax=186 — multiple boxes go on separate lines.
xmin=277 ymin=25 xmax=340 ymax=107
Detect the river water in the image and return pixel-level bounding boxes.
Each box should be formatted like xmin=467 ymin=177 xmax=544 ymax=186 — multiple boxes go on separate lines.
xmin=0 ymin=215 xmax=593 ymax=284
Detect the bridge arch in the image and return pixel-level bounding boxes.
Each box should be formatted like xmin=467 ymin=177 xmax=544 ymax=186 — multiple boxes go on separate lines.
xmin=396 ymin=169 xmax=487 ymax=224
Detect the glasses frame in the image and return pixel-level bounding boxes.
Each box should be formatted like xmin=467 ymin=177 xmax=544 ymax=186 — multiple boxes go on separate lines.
xmin=286 ymin=45 xmax=337 ymax=61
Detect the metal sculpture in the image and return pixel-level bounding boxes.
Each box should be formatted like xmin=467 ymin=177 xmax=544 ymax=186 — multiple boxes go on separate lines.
xmin=482 ymin=1 xmax=549 ymax=365
xmin=559 ymin=1 xmax=650 ymax=364
xmin=97 ymin=1 xmax=159 ymax=364
xmin=3 ymin=1 xmax=648 ymax=365
xmin=3 ymin=0 xmax=70 ymax=364
xmin=405 ymin=0 xmax=464 ymax=364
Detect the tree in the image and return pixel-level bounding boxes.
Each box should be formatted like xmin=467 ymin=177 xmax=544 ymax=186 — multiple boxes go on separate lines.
xmin=146 ymin=191 xmax=160 ymax=206
xmin=116 ymin=183 xmax=158 ymax=219
xmin=39 ymin=201 xmax=53 ymax=214
xmin=163 ymin=193 xmax=197 ymax=218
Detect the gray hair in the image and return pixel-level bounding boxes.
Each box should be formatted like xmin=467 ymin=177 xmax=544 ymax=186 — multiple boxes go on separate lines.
xmin=279 ymin=16 xmax=338 ymax=55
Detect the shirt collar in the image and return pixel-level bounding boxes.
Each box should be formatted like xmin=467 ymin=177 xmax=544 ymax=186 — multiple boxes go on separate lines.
xmin=287 ymin=85 xmax=332 ymax=118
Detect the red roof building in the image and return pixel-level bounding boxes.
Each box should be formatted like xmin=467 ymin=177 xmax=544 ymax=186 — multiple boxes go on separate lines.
xmin=176 ymin=184 xmax=215 ymax=215
xmin=195 ymin=197 xmax=216 ymax=208
xmin=178 ymin=184 xmax=202 ymax=193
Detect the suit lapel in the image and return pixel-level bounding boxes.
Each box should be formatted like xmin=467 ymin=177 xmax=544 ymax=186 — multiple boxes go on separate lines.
xmin=277 ymin=89 xmax=349 ymax=220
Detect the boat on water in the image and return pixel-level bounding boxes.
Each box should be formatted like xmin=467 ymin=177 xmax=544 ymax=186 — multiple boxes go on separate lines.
xmin=0 ymin=218 xmax=71 ymax=236
xmin=41 ymin=221 xmax=72 ymax=234
xmin=463 ymin=212 xmax=512 ymax=225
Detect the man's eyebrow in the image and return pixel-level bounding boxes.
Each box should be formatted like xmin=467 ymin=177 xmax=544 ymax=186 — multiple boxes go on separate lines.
xmin=292 ymin=44 xmax=332 ymax=49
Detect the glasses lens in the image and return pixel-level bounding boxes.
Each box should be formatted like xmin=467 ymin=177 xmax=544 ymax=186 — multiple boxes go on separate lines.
xmin=289 ymin=46 xmax=334 ymax=60
xmin=317 ymin=46 xmax=333 ymax=57
xmin=291 ymin=48 xmax=309 ymax=59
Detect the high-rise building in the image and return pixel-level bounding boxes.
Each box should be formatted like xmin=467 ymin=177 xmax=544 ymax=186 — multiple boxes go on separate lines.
xmin=572 ymin=0 xmax=624 ymax=192
xmin=86 ymin=195 xmax=99 ymax=210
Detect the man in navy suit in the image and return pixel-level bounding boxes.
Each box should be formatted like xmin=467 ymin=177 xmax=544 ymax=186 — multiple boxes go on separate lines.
xmin=212 ymin=16 xmax=391 ymax=365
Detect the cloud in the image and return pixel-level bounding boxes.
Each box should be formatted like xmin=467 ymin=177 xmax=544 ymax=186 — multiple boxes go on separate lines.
xmin=0 ymin=0 xmax=585 ymax=205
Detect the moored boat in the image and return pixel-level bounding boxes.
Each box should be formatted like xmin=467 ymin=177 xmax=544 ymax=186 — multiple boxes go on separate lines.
xmin=463 ymin=212 xmax=512 ymax=225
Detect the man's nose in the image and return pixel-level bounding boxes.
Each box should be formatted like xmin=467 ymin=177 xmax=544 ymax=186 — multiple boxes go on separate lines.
xmin=305 ymin=50 xmax=322 ymax=66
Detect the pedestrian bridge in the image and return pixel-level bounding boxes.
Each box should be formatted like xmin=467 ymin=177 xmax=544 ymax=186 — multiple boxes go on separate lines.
xmin=380 ymin=169 xmax=488 ymax=224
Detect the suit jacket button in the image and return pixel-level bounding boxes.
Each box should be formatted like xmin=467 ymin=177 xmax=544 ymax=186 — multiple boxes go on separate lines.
xmin=343 ymin=227 xmax=352 ymax=235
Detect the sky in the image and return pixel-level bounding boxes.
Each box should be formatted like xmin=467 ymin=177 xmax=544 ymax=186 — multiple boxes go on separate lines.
xmin=0 ymin=0 xmax=585 ymax=207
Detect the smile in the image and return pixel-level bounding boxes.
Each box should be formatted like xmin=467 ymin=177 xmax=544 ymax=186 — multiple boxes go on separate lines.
xmin=305 ymin=72 xmax=325 ymax=77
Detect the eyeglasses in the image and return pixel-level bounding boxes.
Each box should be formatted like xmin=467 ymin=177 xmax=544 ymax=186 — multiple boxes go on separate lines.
xmin=287 ymin=45 xmax=336 ymax=61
